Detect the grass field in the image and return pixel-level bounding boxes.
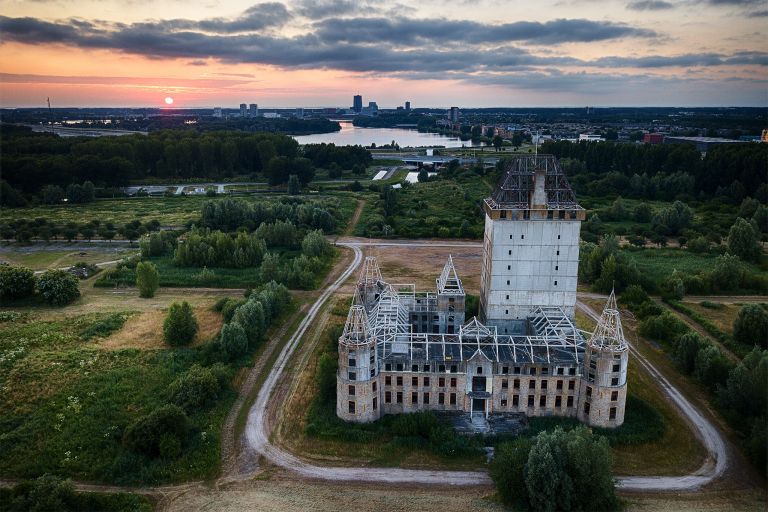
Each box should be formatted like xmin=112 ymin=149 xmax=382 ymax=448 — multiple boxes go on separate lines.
xmin=0 ymin=244 xmax=137 ymax=270
xmin=0 ymin=309 xmax=235 ymax=484
xmin=682 ymin=301 xmax=743 ymax=335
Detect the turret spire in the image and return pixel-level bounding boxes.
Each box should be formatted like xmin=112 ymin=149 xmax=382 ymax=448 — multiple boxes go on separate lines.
xmin=589 ymin=288 xmax=627 ymax=351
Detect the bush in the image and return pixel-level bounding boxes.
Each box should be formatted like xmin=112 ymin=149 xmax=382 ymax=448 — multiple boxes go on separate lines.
xmin=36 ymin=269 xmax=80 ymax=306
xmin=490 ymin=438 xmax=532 ymax=509
xmin=231 ymin=299 xmax=265 ymax=348
xmin=221 ymin=298 xmax=246 ymax=323
xmin=673 ymin=332 xmax=706 ymax=374
xmin=168 ymin=364 xmax=221 ymax=412
xmin=79 ymin=312 xmax=129 ymax=340
xmin=638 ymin=311 xmax=689 ymax=344
xmin=122 ymin=404 xmax=190 ymax=458
xmin=733 ymin=304 xmax=768 ymax=349
xmin=694 ymin=345 xmax=732 ymax=392
xmin=9 ymin=474 xmax=76 ymax=511
xmin=218 ymin=322 xmax=248 ymax=361
xmin=163 ymin=301 xmax=198 ymax=346
xmin=619 ymin=284 xmax=650 ymax=307
xmin=135 ymin=261 xmax=159 ymax=298
xmin=0 ymin=264 xmax=36 ymax=301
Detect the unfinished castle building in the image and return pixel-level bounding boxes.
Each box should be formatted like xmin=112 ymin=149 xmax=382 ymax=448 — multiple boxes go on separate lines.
xmin=336 ymin=155 xmax=629 ymax=429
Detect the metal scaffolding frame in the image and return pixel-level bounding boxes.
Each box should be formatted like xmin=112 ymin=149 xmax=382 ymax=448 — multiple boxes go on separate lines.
xmin=485 ymin=154 xmax=584 ymax=211
xmin=589 ymin=289 xmax=628 ymax=353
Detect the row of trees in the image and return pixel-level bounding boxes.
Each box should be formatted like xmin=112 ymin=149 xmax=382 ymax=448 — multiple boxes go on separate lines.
xmin=0 ymin=265 xmax=80 ymax=306
xmin=200 ymin=197 xmax=336 ymax=233
xmin=0 ymin=217 xmax=161 ymax=243
xmin=174 ymin=229 xmax=268 ymax=269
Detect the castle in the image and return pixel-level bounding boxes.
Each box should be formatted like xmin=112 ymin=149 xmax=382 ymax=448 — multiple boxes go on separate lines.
xmin=336 ymin=155 xmax=629 ymax=429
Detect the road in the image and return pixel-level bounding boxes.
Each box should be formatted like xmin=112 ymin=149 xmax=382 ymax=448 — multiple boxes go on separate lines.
xmin=243 ymin=240 xmax=730 ymax=491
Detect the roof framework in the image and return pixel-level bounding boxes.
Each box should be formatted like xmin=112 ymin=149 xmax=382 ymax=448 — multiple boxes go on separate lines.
xmin=589 ymin=289 xmax=628 ymax=353
xmin=485 ymin=154 xmax=583 ymax=211
xmin=437 ymin=255 xmax=464 ymax=295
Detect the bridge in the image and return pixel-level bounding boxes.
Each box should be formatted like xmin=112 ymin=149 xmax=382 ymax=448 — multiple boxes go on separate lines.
xmin=372 ymin=153 xmax=499 ymax=166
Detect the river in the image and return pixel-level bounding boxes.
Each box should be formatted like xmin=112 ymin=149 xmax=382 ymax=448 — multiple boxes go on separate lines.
xmin=292 ymin=120 xmax=480 ymax=148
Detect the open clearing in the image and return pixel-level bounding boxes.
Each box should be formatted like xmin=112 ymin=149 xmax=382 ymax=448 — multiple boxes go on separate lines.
xmin=0 ymin=244 xmax=137 ymax=270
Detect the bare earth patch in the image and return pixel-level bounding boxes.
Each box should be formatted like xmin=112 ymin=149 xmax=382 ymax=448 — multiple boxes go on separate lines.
xmin=99 ymin=306 xmax=223 ymax=350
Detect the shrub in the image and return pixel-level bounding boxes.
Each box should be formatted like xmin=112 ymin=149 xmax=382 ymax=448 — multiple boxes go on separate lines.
xmin=221 ymin=298 xmax=245 ymax=323
xmin=163 ymin=301 xmax=198 ymax=346
xmin=168 ymin=365 xmax=221 ymax=412
xmin=79 ymin=312 xmax=129 ymax=340
xmin=36 ymin=269 xmax=80 ymax=306
xmin=694 ymin=345 xmax=732 ymax=392
xmin=619 ymin=284 xmax=650 ymax=307
xmin=218 ymin=322 xmax=248 ymax=361
xmin=135 ymin=261 xmax=159 ymax=298
xmin=673 ymin=332 xmax=706 ymax=374
xmin=9 ymin=474 xmax=76 ymax=511
xmin=733 ymin=304 xmax=768 ymax=348
xmin=122 ymin=404 xmax=190 ymax=457
xmin=490 ymin=438 xmax=532 ymax=509
xmin=231 ymin=299 xmax=265 ymax=348
xmin=660 ymin=271 xmax=685 ymax=300
xmin=638 ymin=311 xmax=688 ymax=344
xmin=0 ymin=264 xmax=36 ymax=301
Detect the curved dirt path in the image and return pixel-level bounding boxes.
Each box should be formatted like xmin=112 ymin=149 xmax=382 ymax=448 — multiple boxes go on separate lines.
xmin=576 ymin=301 xmax=728 ymax=491
xmin=243 ymin=241 xmax=729 ymax=490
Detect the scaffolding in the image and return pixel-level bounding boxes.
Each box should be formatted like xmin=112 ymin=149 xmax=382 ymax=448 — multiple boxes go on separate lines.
xmin=485 ymin=154 xmax=583 ymax=211
xmin=436 ymin=255 xmax=464 ymax=295
xmin=588 ymin=289 xmax=628 ymax=353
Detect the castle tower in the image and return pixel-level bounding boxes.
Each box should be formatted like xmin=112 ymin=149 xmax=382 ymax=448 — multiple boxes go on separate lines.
xmin=356 ymin=256 xmax=383 ymax=311
xmin=577 ymin=289 xmax=629 ymax=428
xmin=479 ymin=155 xmax=585 ymax=333
xmin=436 ymin=255 xmax=465 ymax=334
xmin=336 ymin=305 xmax=381 ymax=422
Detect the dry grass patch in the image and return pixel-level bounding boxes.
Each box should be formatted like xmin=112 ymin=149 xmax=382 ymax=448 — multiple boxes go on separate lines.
xmin=683 ymin=302 xmax=741 ymax=335
xmin=99 ymin=306 xmax=223 ymax=350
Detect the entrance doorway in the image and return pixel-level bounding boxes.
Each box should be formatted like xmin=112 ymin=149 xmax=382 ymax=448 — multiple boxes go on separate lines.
xmin=472 ymin=398 xmax=486 ymax=417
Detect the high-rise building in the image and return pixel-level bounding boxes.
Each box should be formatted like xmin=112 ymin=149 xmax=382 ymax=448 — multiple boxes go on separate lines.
xmin=249 ymin=103 xmax=258 ymax=117
xmin=213 ymin=107 xmax=222 ymax=118
xmin=405 ymin=101 xmax=411 ymax=111
xmin=295 ymin=107 xmax=304 ymax=118
xmin=449 ymin=106 xmax=460 ymax=123
xmin=239 ymin=103 xmax=247 ymax=117
xmin=353 ymin=94 xmax=363 ymax=112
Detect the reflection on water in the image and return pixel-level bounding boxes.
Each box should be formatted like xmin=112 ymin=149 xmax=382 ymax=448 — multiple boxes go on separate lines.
xmin=292 ymin=120 xmax=479 ymax=148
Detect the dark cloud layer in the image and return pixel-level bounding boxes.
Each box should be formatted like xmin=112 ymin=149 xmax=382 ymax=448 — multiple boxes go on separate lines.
xmin=626 ymin=1 xmax=675 ymax=11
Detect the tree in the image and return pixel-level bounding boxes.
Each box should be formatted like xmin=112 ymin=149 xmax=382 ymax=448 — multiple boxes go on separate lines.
xmin=660 ymin=270 xmax=685 ymax=300
xmin=163 ymin=301 xmax=198 ymax=346
xmin=694 ymin=345 xmax=732 ymax=392
xmin=609 ymin=196 xmax=627 ymax=220
xmin=40 ymin=185 xmax=65 ymax=205
xmin=36 ymin=269 xmax=80 ymax=306
xmin=0 ymin=264 xmax=36 ymax=300
xmin=417 ymin=169 xmax=429 ymax=182
xmin=123 ymin=404 xmax=190 ymax=457
xmin=218 ymin=321 xmax=248 ymax=361
xmin=10 ymin=474 xmax=76 ymax=511
xmin=232 ymin=299 xmax=265 ymax=348
xmin=287 ymin=174 xmax=301 ymax=195
xmin=633 ymin=203 xmax=652 ymax=223
xmin=511 ymin=132 xmax=523 ymax=149
xmin=733 ymin=304 xmax=768 ymax=348
xmin=301 ymin=229 xmax=333 ymax=258
xmin=752 ymin=204 xmax=768 ymax=234
xmin=674 ymin=332 xmax=705 ymax=374
xmin=136 ymin=261 xmax=159 ymax=298
xmin=168 ymin=364 xmax=221 ymax=412
xmin=489 ymin=437 xmax=532 ymax=509
xmin=492 ymin=135 xmax=503 ymax=151
xmin=727 ymin=217 xmax=761 ymax=262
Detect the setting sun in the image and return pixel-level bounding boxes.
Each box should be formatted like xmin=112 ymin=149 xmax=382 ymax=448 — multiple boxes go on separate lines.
xmin=164 ymin=96 xmax=173 ymax=105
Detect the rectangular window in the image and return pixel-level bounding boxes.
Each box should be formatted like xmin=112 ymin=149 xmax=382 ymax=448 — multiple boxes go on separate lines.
xmin=348 ymin=401 xmax=355 ymax=414
xmin=439 ymin=377 xmax=445 ymax=387
xmin=556 ymin=250 xmax=560 ymax=255
xmin=423 ymin=364 xmax=430 ymax=372
xmin=451 ymin=365 xmax=458 ymax=373
xmin=513 ymin=379 xmax=520 ymax=389
xmin=502 ymin=366 xmax=509 ymax=374
xmin=397 ymin=392 xmax=403 ymax=404
xmin=385 ymin=391 xmax=391 ymax=403
xmin=528 ymin=395 xmax=535 ymax=407
xmin=530 ymin=367 xmax=537 ymax=376
xmin=439 ymin=364 xmax=446 ymax=372
xmin=557 ymin=367 xmax=564 ymax=376
xmin=450 ymin=393 xmax=457 ymax=405
xmin=424 ymin=377 xmax=430 ymax=386
xmin=396 ymin=376 xmax=403 ymax=386
xmin=555 ymin=265 xmax=559 ymax=271
xmin=611 ymin=391 xmax=618 ymax=401
xmin=412 ymin=364 xmax=418 ymax=372
xmin=567 ymin=396 xmax=574 ymax=407
xmin=348 ymin=372 xmax=356 ymax=381
xmin=396 ymin=363 xmax=403 ymax=371
xmin=513 ymin=366 xmax=521 ymax=374
xmin=348 ymin=358 xmax=356 ymax=367
xmin=439 ymin=392 xmax=445 ymax=405
xmin=541 ymin=380 xmax=548 ymax=390
xmin=450 ymin=377 xmax=457 ymax=387
xmin=349 ymin=385 xmax=355 ymax=396
xmin=506 ymin=280 xmax=510 ymax=285
xmin=412 ymin=376 xmax=418 ymax=386
xmin=613 ymin=364 xmax=621 ymax=372
xmin=385 ymin=363 xmax=392 ymax=371
xmin=501 ymin=210 xmax=507 ymax=218
xmin=370 ymin=368 xmax=375 ymax=378
xmin=555 ymin=396 xmax=562 ymax=408
xmin=586 ymin=386 xmax=592 ymax=397
xmin=539 ymin=396 xmax=546 ymax=407
xmin=373 ymin=397 xmax=377 ymax=410
xmin=507 ymin=265 xmax=511 ymax=270
xmin=556 ymin=380 xmax=563 ymax=390
xmin=385 ymin=376 xmax=392 ymax=386
xmin=569 ymin=368 xmax=576 ymax=376
xmin=554 ymin=280 xmax=558 ymax=286
xmin=611 ymin=377 xmax=619 ymax=386
xmin=529 ymin=379 xmax=536 ymax=389
xmin=609 ymin=407 xmax=617 ymax=420
xmin=411 ymin=392 xmax=418 ymax=404
xmin=512 ymin=395 xmax=519 ymax=406
xmin=372 ymin=381 xmax=377 ymax=392
xmin=521 ymin=234 xmax=525 ymax=239
xmin=542 ymin=367 xmax=549 ymax=375
xmin=423 ymin=393 xmax=430 ymax=404
xmin=584 ymin=402 xmax=590 ymax=415
xmin=502 ymin=379 xmax=508 ymax=389
xmin=568 ymin=380 xmax=575 ymax=390
xmin=501 ymin=399 xmax=508 ymax=407
xmin=509 ymin=250 xmax=512 ymax=255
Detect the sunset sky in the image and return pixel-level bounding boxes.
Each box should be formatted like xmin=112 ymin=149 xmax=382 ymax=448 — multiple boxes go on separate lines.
xmin=0 ymin=0 xmax=766 ymax=108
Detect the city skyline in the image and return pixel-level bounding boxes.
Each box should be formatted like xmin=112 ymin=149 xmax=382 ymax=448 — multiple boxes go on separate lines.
xmin=0 ymin=0 xmax=766 ymax=108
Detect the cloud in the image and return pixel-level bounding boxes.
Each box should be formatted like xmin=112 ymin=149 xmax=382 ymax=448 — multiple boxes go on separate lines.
xmin=626 ymin=1 xmax=675 ymax=10
xmin=313 ymin=17 xmax=658 ymax=46
xmin=0 ymin=72 xmax=251 ymax=89
xmin=749 ymin=9 xmax=768 ymax=16
xmin=591 ymin=51 xmax=768 ymax=67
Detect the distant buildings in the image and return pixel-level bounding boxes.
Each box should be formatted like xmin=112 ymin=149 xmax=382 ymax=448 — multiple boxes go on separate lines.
xmin=663 ymin=136 xmax=744 ymax=152
xmin=213 ymin=107 xmax=222 ymax=118
xmin=295 ymin=107 xmax=304 ymax=118
xmin=449 ymin=106 xmax=460 ymax=123
xmin=249 ymin=103 xmax=259 ymax=117
xmin=405 ymin=101 xmax=411 ymax=111
xmin=578 ymin=134 xmax=605 ymax=142
xmin=353 ymin=94 xmax=363 ymax=113
xmin=239 ymin=103 xmax=247 ymax=117
xmin=643 ymin=133 xmax=664 ymax=144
